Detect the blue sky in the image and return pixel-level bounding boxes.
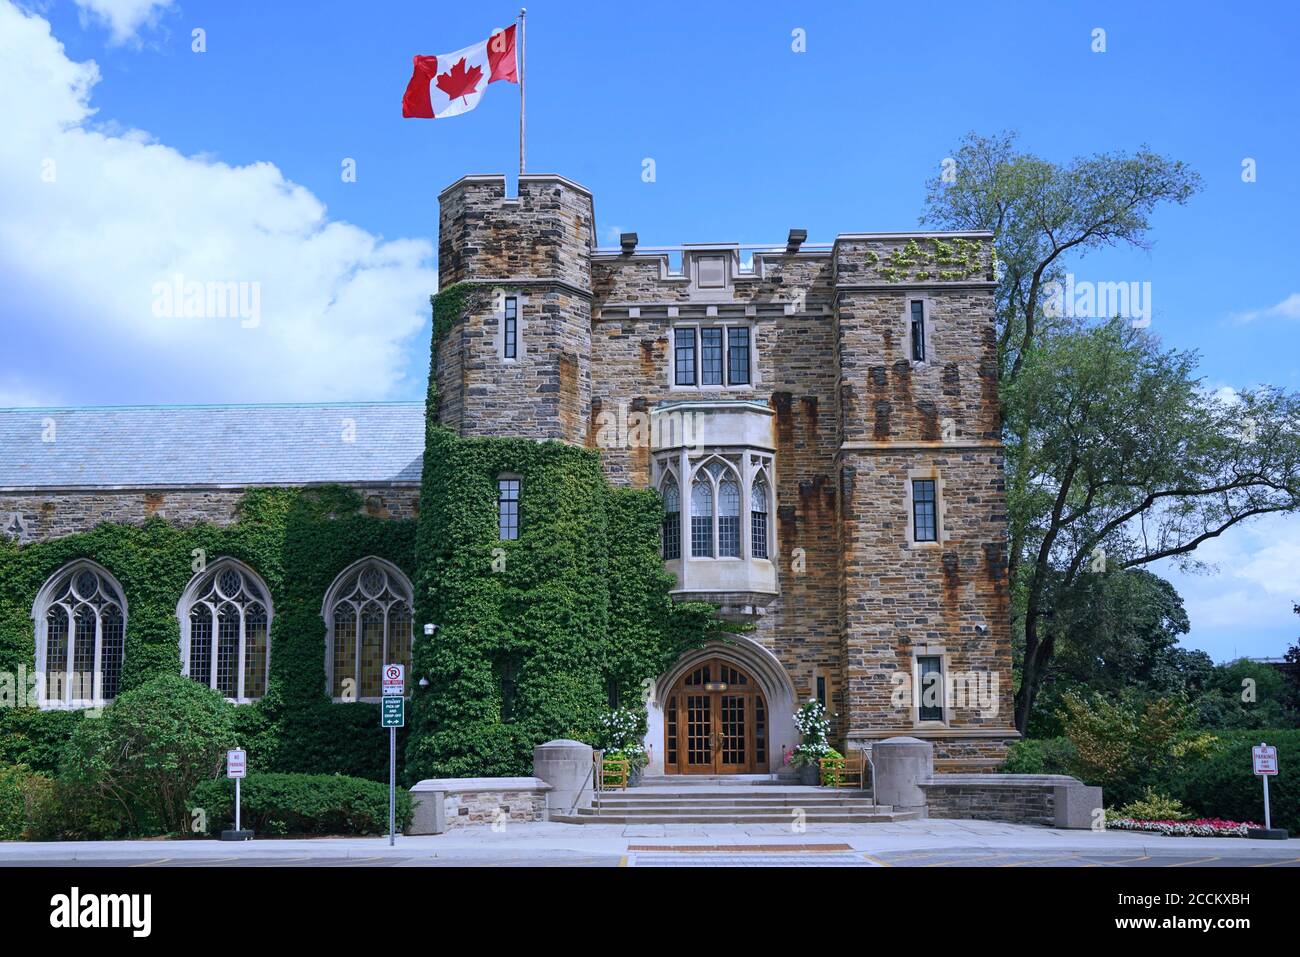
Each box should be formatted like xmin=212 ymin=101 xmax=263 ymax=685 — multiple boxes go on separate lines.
xmin=2 ymin=0 xmax=1297 ymax=660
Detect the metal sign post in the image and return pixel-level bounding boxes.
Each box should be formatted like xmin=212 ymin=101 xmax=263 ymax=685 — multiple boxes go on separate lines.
xmin=382 ymin=665 xmax=405 ymax=846
xmin=220 ymin=748 xmax=252 ymax=841
xmin=1248 ymin=742 xmax=1287 ymax=840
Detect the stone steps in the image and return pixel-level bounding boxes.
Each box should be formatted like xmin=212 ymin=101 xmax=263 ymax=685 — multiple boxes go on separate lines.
xmin=552 ymin=783 xmax=916 ymax=824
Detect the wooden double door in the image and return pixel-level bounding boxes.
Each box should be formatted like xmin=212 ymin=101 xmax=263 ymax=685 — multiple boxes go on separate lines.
xmin=664 ymin=658 xmax=768 ymax=774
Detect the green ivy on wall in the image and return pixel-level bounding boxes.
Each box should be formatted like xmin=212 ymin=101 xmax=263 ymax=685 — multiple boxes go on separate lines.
xmin=0 ymin=486 xmax=416 ymax=782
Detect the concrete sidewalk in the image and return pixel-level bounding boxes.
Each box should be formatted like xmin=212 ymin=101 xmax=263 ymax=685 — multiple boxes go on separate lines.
xmin=0 ymin=819 xmax=1294 ymax=864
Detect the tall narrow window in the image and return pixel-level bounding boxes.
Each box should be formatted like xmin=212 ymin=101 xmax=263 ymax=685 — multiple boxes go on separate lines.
xmin=727 ymin=327 xmax=751 ymax=385
xmin=718 ymin=477 xmax=741 ymax=557
xmin=750 ymin=478 xmax=769 ymax=559
xmin=700 ymin=327 xmax=724 ymax=385
xmin=661 ymin=477 xmax=681 ymax=560
xmin=690 ymin=478 xmax=714 ymax=557
xmin=912 ymin=478 xmax=938 ymax=543
xmin=674 ymin=327 xmax=697 ymax=385
xmin=497 ymin=656 xmax=520 ymax=723
xmin=179 ymin=561 xmax=273 ymax=702
xmin=918 ymin=655 xmax=944 ymax=721
xmin=910 ymin=300 xmax=926 ymax=362
xmin=503 ymin=296 xmax=518 ymax=359
xmin=34 ymin=561 xmax=128 ymax=707
xmin=816 ymin=675 xmax=827 ymax=707
xmin=324 ymin=559 xmax=414 ymax=701
xmin=498 ymin=477 xmax=520 ymax=540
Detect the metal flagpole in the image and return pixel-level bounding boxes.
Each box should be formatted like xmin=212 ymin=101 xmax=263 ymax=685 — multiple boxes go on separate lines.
xmin=518 ymin=7 xmax=526 ymax=176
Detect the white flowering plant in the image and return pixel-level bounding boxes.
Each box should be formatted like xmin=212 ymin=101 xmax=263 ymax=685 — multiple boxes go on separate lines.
xmin=790 ymin=699 xmax=832 ymax=768
xmin=598 ymin=707 xmax=648 ymax=769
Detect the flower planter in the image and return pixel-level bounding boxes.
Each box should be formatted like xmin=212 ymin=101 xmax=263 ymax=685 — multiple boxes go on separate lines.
xmin=799 ymin=763 xmax=820 ymax=786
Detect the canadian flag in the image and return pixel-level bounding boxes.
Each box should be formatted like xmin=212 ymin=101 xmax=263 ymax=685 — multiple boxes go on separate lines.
xmin=402 ymin=25 xmax=518 ymax=119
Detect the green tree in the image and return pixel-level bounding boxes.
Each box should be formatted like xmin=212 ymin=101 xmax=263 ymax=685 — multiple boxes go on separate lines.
xmin=1003 ymin=320 xmax=1300 ymax=731
xmin=60 ymin=674 xmax=234 ymax=835
xmin=1193 ymin=659 xmax=1296 ymax=729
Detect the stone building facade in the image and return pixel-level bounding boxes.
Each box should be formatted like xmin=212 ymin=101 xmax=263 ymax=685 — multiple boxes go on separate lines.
xmin=432 ymin=173 xmax=1017 ymax=771
xmin=1 ymin=173 xmax=1017 ymax=772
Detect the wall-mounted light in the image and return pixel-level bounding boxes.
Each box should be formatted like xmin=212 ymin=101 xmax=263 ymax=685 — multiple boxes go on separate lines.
xmin=418 ymin=677 xmax=430 ymax=688
xmin=423 ymin=623 xmax=437 ymax=636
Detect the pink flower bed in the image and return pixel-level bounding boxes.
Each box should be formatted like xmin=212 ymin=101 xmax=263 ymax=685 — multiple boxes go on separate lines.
xmin=1107 ymin=817 xmax=1263 ymax=837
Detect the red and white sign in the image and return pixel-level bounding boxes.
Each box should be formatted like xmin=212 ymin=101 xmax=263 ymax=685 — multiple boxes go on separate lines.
xmin=382 ymin=664 xmax=405 ymax=697
xmin=402 ymin=25 xmax=518 ymax=119
xmin=226 ymin=748 xmax=247 ymax=779
xmin=1253 ymin=744 xmax=1278 ymax=776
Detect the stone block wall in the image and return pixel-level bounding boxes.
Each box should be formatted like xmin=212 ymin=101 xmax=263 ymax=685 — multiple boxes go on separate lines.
xmin=435 ymin=174 xmax=593 ymax=445
xmin=0 ymin=485 xmax=420 ymax=544
xmin=409 ymin=777 xmax=552 ymax=830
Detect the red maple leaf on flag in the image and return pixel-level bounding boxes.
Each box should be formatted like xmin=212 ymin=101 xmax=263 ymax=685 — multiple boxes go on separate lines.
xmin=435 ymin=57 xmax=483 ymax=103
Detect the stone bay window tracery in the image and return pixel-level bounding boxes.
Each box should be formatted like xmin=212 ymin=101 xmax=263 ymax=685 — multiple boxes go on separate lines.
xmin=656 ymin=449 xmax=775 ymax=571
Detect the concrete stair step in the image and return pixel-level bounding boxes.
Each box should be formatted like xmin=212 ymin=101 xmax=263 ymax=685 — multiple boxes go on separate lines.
xmin=596 ymin=797 xmax=877 ymax=808
xmin=552 ymin=809 xmax=918 ymax=824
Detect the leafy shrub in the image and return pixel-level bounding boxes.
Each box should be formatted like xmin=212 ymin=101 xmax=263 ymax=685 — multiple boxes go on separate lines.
xmin=1001 ymin=737 xmax=1077 ymax=775
xmin=1169 ymin=729 xmax=1300 ymax=833
xmin=0 ymin=709 xmax=84 ymax=774
xmin=1056 ymin=691 xmax=1217 ymax=805
xmin=60 ymin=674 xmax=234 ymax=835
xmin=0 ymin=763 xmax=57 ymax=840
xmin=1116 ymin=788 xmax=1191 ymax=821
xmin=189 ymin=772 xmax=412 ymax=836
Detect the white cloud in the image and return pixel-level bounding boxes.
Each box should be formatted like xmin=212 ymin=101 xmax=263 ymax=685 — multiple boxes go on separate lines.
xmin=1156 ymin=511 xmax=1300 ymax=661
xmin=0 ymin=2 xmax=435 ymax=404
xmin=73 ymin=0 xmax=175 ymax=45
xmin=1232 ymin=292 xmax=1300 ymax=324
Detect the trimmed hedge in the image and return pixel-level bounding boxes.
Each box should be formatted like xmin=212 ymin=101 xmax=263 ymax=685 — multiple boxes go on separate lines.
xmin=189 ymin=772 xmax=412 ymax=836
xmin=0 ymin=763 xmax=56 ymax=840
xmin=1170 ymin=729 xmax=1300 ymax=833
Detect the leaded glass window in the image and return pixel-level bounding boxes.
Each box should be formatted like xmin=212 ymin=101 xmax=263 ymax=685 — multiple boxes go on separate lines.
xmin=690 ymin=478 xmax=714 ymax=558
xmin=498 ymin=477 xmax=520 ymax=541
xmin=718 ymin=476 xmax=741 ymax=557
xmin=661 ymin=476 xmax=681 ymax=560
xmin=180 ymin=560 xmax=272 ymax=702
xmin=324 ymin=560 xmax=414 ymax=701
xmin=751 ymin=477 xmax=769 ymax=559
xmin=912 ymin=478 xmax=938 ymax=543
xmin=36 ymin=562 xmax=127 ymax=706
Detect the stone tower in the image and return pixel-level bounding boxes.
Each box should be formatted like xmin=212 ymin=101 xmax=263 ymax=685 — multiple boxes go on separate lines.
xmin=833 ymin=235 xmax=1016 ymax=765
xmin=434 ymin=174 xmax=595 ymax=444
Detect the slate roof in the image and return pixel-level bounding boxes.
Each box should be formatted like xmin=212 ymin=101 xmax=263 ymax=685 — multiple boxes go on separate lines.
xmin=0 ymin=402 xmax=426 ymax=489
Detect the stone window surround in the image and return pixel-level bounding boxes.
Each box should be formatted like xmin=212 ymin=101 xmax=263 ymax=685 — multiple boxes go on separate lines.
xmin=492 ymin=289 xmax=530 ymax=362
xmin=902 ymin=292 xmax=936 ymax=369
xmin=655 ymin=450 xmax=774 ymax=566
xmin=176 ymin=556 xmax=273 ymax=705
xmin=904 ymin=466 xmax=946 ymax=547
xmin=31 ymin=559 xmax=128 ymax=710
xmin=910 ymin=643 xmax=951 ymax=729
xmin=321 ymin=556 xmax=415 ymax=703
xmin=667 ymin=320 xmax=757 ymax=392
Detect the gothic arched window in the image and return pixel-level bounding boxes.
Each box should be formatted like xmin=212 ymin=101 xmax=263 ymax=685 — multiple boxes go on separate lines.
xmin=661 ymin=475 xmax=681 ymax=560
xmin=33 ymin=561 xmax=127 ymax=707
xmin=690 ymin=476 xmax=714 ymax=558
xmin=323 ymin=559 xmax=414 ymax=701
xmin=751 ymin=477 xmax=770 ymax=559
xmin=718 ymin=476 xmax=741 ymax=557
xmin=178 ymin=559 xmax=272 ymax=702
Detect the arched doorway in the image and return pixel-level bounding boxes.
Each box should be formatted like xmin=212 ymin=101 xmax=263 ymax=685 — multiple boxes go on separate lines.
xmin=663 ymin=658 xmax=768 ymax=774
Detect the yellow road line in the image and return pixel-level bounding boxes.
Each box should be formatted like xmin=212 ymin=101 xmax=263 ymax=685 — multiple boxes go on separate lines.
xmin=860 ymin=853 xmax=892 ymax=867
xmin=129 ymin=859 xmax=168 ymax=867
xmin=619 ymin=855 xmax=628 ymax=867
xmin=1000 ymin=854 xmax=1083 ymax=867
xmin=1165 ymin=856 xmax=1220 ymax=867
xmin=1083 ymin=854 xmax=1151 ymax=867
xmin=1251 ymin=857 xmax=1300 ymax=868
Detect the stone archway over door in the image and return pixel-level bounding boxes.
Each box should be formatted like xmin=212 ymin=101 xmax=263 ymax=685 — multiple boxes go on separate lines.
xmin=663 ymin=658 xmax=768 ymax=774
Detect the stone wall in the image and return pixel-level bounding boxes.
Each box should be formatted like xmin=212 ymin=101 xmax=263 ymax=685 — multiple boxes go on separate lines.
xmin=0 ymin=485 xmax=420 ymax=544
xmin=920 ymin=774 xmax=1103 ymax=829
xmin=409 ymin=777 xmax=551 ymax=831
